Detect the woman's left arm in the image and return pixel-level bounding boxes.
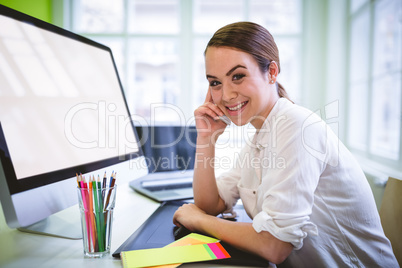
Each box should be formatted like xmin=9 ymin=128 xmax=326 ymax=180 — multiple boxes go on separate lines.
xmin=173 ymin=203 xmax=293 ymax=264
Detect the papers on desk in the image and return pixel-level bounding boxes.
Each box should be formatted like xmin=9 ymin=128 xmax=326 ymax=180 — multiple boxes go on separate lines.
xmin=121 ymin=233 xmax=230 ymax=268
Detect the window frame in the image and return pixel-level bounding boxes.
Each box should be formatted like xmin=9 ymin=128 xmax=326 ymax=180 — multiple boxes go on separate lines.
xmin=345 ymin=0 xmax=402 ymax=175
xmin=54 ymin=0 xmax=304 ymax=121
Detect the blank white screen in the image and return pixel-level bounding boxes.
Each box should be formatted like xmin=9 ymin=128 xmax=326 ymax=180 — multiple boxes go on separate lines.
xmin=0 ymin=15 xmax=138 ymax=180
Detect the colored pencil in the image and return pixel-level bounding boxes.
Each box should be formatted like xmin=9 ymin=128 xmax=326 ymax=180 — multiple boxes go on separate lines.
xmin=92 ymin=176 xmax=102 ymax=252
xmin=97 ymin=175 xmax=106 ymax=250
xmin=82 ymin=176 xmax=93 ymax=252
xmin=78 ymin=175 xmax=92 ymax=252
xmin=87 ymin=176 xmax=96 ymax=252
xmin=104 ymin=172 xmax=116 ymax=209
xmin=77 ymin=171 xmax=116 ymax=253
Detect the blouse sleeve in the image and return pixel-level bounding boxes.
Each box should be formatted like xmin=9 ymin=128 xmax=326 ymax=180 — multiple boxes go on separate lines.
xmin=252 ymin=108 xmax=333 ymax=250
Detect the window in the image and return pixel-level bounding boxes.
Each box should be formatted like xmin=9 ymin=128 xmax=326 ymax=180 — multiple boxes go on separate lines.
xmin=62 ymin=0 xmax=303 ymax=124
xmin=347 ymin=0 xmax=402 ymax=166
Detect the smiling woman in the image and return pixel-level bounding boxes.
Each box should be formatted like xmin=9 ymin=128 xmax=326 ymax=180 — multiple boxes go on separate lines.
xmin=205 ymin=47 xmax=279 ymax=129
xmin=172 ymin=22 xmax=399 ymax=267
xmin=206 ymin=22 xmax=292 ymax=105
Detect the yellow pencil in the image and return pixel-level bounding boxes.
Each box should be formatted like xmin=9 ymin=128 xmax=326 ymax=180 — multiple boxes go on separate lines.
xmin=76 ymin=173 xmax=80 ymax=188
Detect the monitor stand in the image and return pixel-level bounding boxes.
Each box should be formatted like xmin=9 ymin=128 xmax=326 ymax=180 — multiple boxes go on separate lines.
xmin=17 ymin=205 xmax=82 ymax=240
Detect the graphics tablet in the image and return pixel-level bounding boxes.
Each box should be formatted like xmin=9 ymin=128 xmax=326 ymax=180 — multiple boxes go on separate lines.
xmin=112 ymin=201 xmax=269 ymax=267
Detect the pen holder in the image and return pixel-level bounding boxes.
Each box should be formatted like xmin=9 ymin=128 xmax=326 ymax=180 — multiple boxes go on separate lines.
xmin=77 ymin=185 xmax=117 ymax=258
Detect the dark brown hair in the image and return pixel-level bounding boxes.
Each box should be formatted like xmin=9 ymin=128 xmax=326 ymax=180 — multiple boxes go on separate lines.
xmin=205 ymin=21 xmax=292 ymax=102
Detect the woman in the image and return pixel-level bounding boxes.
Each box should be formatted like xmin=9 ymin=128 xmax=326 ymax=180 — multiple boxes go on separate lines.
xmin=173 ymin=22 xmax=398 ymax=267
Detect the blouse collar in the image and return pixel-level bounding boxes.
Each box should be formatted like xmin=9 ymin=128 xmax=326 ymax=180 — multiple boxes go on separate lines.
xmin=252 ymin=98 xmax=289 ymax=150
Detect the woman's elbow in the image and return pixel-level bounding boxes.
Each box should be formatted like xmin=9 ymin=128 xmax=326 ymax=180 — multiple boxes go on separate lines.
xmin=260 ymin=239 xmax=293 ymax=264
xmin=194 ymin=197 xmax=226 ymax=216
xmin=268 ymin=249 xmax=292 ymax=265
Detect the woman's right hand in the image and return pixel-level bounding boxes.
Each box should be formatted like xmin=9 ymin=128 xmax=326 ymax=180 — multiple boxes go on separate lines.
xmin=194 ymin=89 xmax=228 ymax=142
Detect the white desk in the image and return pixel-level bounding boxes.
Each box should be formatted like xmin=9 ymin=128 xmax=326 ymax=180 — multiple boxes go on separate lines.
xmin=0 ymin=182 xmax=161 ymax=268
xmin=0 ymin=182 xmax=263 ymax=268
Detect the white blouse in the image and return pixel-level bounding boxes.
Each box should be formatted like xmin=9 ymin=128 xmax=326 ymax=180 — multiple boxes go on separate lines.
xmin=216 ymin=98 xmax=398 ymax=267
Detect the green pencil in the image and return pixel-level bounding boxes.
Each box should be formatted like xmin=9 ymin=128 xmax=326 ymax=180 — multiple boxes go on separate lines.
xmin=97 ymin=175 xmax=106 ymax=250
xmin=93 ymin=176 xmax=104 ymax=252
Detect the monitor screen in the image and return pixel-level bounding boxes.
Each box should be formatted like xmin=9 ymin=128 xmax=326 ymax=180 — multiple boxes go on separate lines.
xmin=0 ymin=5 xmax=147 ymax=233
xmin=135 ymin=126 xmax=197 ymax=173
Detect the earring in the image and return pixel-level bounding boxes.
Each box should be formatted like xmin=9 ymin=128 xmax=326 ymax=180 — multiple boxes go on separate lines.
xmin=270 ymin=80 xmax=274 ymax=84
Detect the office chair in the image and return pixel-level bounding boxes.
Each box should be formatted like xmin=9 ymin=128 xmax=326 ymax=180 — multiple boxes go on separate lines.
xmin=379 ymin=177 xmax=402 ymax=265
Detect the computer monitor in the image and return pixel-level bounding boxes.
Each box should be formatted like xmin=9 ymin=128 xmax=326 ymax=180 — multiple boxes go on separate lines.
xmin=0 ymin=5 xmax=147 ymax=238
xmin=135 ymin=125 xmax=197 ymax=173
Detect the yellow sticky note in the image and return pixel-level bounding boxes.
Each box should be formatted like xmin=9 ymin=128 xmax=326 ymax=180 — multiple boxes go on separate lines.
xmin=147 ymin=233 xmax=219 ymax=268
xmin=169 ymin=233 xmax=218 ymax=247
xmin=121 ymin=242 xmax=229 ymax=268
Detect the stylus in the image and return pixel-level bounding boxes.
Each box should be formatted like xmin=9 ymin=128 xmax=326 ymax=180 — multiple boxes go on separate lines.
xmin=219 ymin=115 xmax=231 ymax=125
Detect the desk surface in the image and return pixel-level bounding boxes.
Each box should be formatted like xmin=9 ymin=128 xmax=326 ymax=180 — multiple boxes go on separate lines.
xmin=0 ymin=182 xmax=162 ymax=268
xmin=0 ymin=184 xmax=253 ymax=268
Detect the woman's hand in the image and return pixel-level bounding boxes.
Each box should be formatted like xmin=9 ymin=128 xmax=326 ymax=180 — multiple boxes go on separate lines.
xmin=194 ymin=89 xmax=228 ymax=142
xmin=173 ymin=203 xmax=208 ymax=232
xmin=174 ymin=203 xmax=293 ymax=264
xmin=191 ymin=89 xmax=228 ymax=216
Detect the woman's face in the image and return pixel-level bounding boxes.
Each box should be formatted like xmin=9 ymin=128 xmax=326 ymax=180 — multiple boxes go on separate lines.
xmin=205 ymin=46 xmax=279 ymax=129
